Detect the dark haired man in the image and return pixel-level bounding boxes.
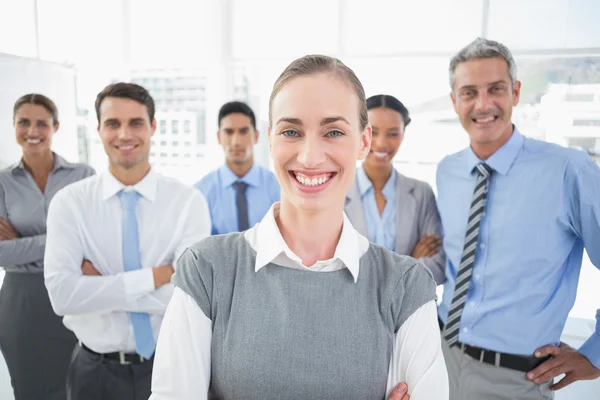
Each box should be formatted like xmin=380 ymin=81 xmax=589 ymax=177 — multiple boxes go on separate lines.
xmin=195 ymin=101 xmax=280 ymax=234
xmin=44 ymin=82 xmax=211 ymax=400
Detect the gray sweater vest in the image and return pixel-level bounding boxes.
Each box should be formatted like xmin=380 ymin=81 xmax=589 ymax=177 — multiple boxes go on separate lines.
xmin=174 ymin=233 xmax=436 ymax=400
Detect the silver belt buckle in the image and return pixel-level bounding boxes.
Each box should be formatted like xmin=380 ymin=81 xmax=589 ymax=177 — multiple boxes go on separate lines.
xmin=478 ymin=348 xmax=502 ymax=367
xmin=460 ymin=343 xmax=466 ymax=353
xmin=119 ymin=352 xmax=131 ymax=365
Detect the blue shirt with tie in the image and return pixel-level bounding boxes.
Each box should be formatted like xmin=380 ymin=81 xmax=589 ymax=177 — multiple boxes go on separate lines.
xmin=437 ymin=127 xmax=600 ymax=368
xmin=356 ymin=165 xmax=397 ymax=251
xmin=195 ymin=163 xmax=280 ymax=235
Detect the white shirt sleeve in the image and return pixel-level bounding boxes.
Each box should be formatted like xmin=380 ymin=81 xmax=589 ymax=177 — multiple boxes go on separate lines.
xmin=150 ymin=296 xmax=447 ymax=400
xmin=150 ymin=287 xmax=212 ymax=400
xmin=386 ymin=300 xmax=449 ymax=399
xmin=44 ymin=190 xmax=156 ymax=316
xmin=120 ymin=191 xmax=211 ymax=315
xmin=172 ymin=190 xmax=212 ymax=267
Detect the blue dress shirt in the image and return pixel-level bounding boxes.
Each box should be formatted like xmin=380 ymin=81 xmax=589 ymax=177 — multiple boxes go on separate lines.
xmin=356 ymin=165 xmax=397 ymax=251
xmin=195 ymin=163 xmax=280 ymax=235
xmin=436 ymin=127 xmax=600 ymax=368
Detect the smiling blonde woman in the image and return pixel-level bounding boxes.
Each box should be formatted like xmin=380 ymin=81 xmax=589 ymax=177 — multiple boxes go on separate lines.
xmin=150 ymin=55 xmax=449 ymax=400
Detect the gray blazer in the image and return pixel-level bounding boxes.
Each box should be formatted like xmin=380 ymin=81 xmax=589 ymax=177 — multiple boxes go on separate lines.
xmin=345 ymin=170 xmax=446 ymax=284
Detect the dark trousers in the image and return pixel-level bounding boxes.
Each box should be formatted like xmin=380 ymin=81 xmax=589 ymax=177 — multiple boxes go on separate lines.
xmin=0 ymin=272 xmax=76 ymax=400
xmin=67 ymin=345 xmax=154 ymax=400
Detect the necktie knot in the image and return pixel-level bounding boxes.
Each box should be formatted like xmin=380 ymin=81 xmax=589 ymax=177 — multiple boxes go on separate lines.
xmin=233 ymin=181 xmax=248 ymax=193
xmin=475 ymin=163 xmax=493 ymax=179
xmin=118 ymin=190 xmax=139 ymax=210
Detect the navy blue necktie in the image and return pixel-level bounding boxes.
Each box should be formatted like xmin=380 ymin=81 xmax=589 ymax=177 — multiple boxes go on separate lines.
xmin=234 ymin=181 xmax=250 ymax=231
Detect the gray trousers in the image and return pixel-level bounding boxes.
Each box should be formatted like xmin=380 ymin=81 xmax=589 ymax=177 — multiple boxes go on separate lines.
xmin=442 ymin=338 xmax=554 ymax=400
xmin=66 ymin=345 xmax=153 ymax=400
xmin=0 ymin=272 xmax=76 ymax=400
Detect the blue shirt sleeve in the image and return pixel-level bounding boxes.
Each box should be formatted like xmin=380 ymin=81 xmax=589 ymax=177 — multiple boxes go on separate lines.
xmin=579 ymin=310 xmax=600 ymax=369
xmin=566 ymin=154 xmax=600 ymax=368
xmin=194 ymin=176 xmax=218 ymax=235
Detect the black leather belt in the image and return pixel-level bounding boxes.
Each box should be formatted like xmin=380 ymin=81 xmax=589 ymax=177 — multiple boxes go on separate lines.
xmin=438 ymin=318 xmax=551 ymax=373
xmin=80 ymin=343 xmax=153 ymax=365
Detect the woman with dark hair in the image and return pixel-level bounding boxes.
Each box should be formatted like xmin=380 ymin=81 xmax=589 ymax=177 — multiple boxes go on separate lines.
xmin=345 ymin=94 xmax=445 ymax=284
xmin=0 ymin=94 xmax=95 ymax=400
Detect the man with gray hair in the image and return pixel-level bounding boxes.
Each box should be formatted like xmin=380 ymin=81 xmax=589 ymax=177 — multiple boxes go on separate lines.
xmin=436 ymin=37 xmax=600 ymax=399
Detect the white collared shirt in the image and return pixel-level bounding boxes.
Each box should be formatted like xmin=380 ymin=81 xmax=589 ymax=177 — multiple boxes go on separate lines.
xmin=44 ymin=169 xmax=211 ymax=354
xmin=150 ymin=204 xmax=449 ymax=400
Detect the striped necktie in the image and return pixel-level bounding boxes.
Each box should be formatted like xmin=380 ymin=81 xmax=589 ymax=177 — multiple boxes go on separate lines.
xmin=443 ymin=162 xmax=493 ymax=347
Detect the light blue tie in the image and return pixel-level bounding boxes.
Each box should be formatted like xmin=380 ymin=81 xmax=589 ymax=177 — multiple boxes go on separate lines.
xmin=119 ymin=190 xmax=155 ymax=359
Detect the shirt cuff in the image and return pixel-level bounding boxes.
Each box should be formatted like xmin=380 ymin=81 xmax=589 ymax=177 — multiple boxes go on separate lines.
xmin=123 ymin=268 xmax=156 ymax=301
xmin=578 ymin=311 xmax=600 ymax=370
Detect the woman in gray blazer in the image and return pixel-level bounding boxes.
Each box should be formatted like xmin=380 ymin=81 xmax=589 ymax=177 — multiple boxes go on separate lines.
xmin=0 ymin=94 xmax=95 ymax=400
xmin=345 ymin=94 xmax=445 ymax=284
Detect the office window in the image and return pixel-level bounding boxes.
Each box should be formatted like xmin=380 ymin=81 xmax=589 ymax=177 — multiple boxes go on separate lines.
xmin=341 ymin=0 xmax=481 ymax=55
xmin=232 ymin=0 xmax=338 ymax=58
xmin=184 ymin=120 xmax=191 ymax=133
xmin=159 ymin=120 xmax=167 ymax=134
xmin=0 ymin=0 xmax=37 ymax=57
xmin=565 ymin=93 xmax=595 ymax=102
xmin=37 ymin=0 xmax=123 ymax=63
xmin=172 ymin=120 xmax=179 ymax=134
xmin=573 ymin=119 xmax=600 ymax=127
xmin=172 ymin=153 xmax=179 ymax=158
xmin=488 ymin=0 xmax=600 ymax=49
xmin=160 ymin=141 xmax=167 ymax=146
xmin=172 ymin=141 xmax=179 ymax=146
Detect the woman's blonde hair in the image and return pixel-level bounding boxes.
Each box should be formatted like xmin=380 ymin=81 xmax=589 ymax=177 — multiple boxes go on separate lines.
xmin=268 ymin=55 xmax=368 ymax=130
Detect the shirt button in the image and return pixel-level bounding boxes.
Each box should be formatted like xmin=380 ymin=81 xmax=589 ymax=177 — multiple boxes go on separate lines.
xmin=463 ymin=327 xmax=469 ymax=333
xmin=474 ymin=274 xmax=481 ymax=280
xmin=480 ymin=243 xmax=486 ymax=249
xmin=469 ymin=301 xmax=476 ymax=307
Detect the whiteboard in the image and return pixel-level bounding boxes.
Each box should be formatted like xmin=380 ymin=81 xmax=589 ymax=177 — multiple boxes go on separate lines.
xmin=0 ymin=53 xmax=79 ymax=168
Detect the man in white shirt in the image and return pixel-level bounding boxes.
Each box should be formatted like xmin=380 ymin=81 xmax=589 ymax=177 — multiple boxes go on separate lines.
xmin=44 ymin=82 xmax=211 ymax=400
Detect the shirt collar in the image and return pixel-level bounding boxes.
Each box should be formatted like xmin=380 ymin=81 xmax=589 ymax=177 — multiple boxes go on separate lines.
xmin=466 ymin=125 xmax=524 ymax=176
xmin=356 ymin=165 xmax=396 ymax=197
xmin=219 ymin=163 xmax=261 ymax=188
xmin=101 ymin=168 xmax=158 ymax=202
xmin=253 ymin=203 xmax=361 ymax=282
xmin=53 ymin=153 xmax=76 ymax=170
xmin=12 ymin=152 xmax=75 ymax=174
xmin=356 ymin=165 xmax=372 ymax=196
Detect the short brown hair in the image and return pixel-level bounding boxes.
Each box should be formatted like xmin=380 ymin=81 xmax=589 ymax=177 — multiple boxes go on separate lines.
xmin=268 ymin=55 xmax=368 ymax=130
xmin=13 ymin=93 xmax=59 ymax=125
xmin=95 ymin=82 xmax=155 ymax=123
